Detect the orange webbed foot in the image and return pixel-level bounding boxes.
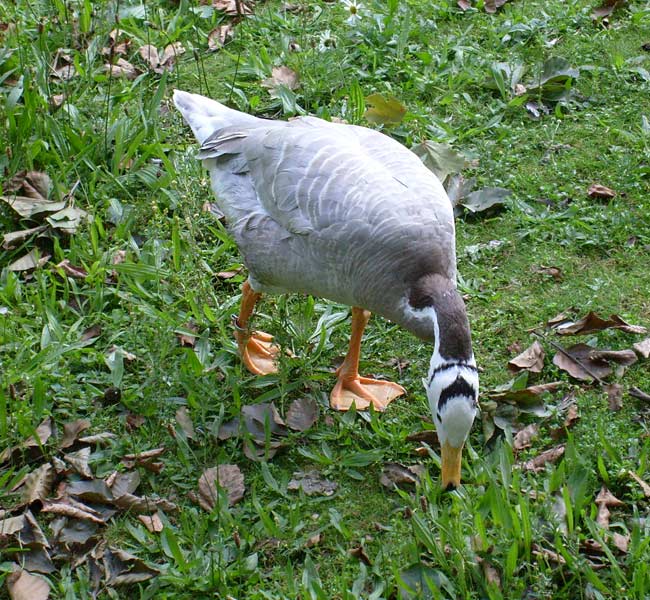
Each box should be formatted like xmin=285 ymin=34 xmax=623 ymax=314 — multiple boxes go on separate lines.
xmin=330 ymin=375 xmax=405 ymax=411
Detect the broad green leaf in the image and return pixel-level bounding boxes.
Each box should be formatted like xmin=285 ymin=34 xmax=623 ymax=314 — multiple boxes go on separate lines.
xmin=364 ymin=93 xmax=407 ymax=125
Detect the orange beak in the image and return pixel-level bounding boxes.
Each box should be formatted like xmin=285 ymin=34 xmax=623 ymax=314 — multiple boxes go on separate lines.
xmin=441 ymin=441 xmax=464 ymax=490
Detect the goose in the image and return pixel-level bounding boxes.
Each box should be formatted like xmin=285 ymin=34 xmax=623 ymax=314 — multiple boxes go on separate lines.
xmin=174 ymin=90 xmax=479 ymax=488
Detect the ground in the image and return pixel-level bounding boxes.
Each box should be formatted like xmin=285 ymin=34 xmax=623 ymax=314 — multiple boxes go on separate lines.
xmin=1 ymin=0 xmax=650 ymax=598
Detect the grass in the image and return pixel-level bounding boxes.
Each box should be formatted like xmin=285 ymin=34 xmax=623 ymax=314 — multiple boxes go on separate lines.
xmin=1 ymin=0 xmax=650 ymax=598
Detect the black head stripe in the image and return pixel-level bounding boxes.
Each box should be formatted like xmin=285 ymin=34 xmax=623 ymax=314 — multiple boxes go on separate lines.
xmin=438 ymin=375 xmax=478 ymax=411
xmin=429 ymin=361 xmax=478 ymax=385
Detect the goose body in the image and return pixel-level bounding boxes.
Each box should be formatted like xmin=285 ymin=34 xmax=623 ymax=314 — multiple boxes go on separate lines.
xmin=174 ymin=90 xmax=478 ymax=487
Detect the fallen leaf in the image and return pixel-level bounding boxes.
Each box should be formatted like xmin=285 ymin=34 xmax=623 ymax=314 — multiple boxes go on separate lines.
xmin=242 ymin=438 xmax=285 ymax=461
xmin=57 ymin=518 xmax=100 ymax=546
xmin=125 ymin=413 xmax=145 ymax=430
xmin=113 ymin=493 xmax=176 ymax=514
xmin=122 ymin=448 xmax=165 ymax=461
xmin=305 ymin=532 xmax=321 ymax=547
xmin=46 ymin=205 xmax=90 ymax=234
xmin=595 ymin=486 xmax=624 ymax=528
xmin=159 ymin=42 xmax=185 ymax=70
xmin=588 ymin=183 xmax=617 ymax=199
xmin=405 ymin=430 xmax=439 ymax=447
xmin=105 ymin=58 xmax=139 ymax=79
xmin=521 ymin=444 xmax=565 ymax=472
xmin=508 ymin=340 xmax=545 ymax=373
xmin=2 ymin=225 xmax=48 ymax=250
xmin=629 ymin=387 xmax=650 ymax=403
xmin=51 ymin=50 xmax=77 ymax=80
xmin=67 ymin=480 xmax=114 ymax=504
xmin=287 ymin=470 xmax=338 ymax=496
xmin=7 ymin=250 xmax=51 ymax=272
xmin=64 ymin=447 xmax=93 ymax=478
xmin=457 ymin=187 xmax=511 ymax=214
xmin=532 ymin=265 xmax=563 ymax=281
xmin=138 ymin=44 xmax=160 ymax=69
xmin=216 ymin=269 xmax=241 ymax=279
xmin=208 ymin=25 xmax=233 ymax=50
xmin=21 ymin=464 xmax=54 ymax=504
xmin=349 ymin=545 xmax=372 ymax=566
xmin=552 ymin=344 xmax=612 ymax=381
xmin=412 ymin=140 xmax=465 ymax=183
xmin=261 ymin=66 xmax=300 ymax=98
xmin=364 ymin=93 xmax=407 ymax=126
xmin=210 ymin=0 xmax=253 ymax=16
xmin=484 ymin=0 xmax=508 ymax=13
xmin=633 ymin=337 xmax=650 ymax=359
xmin=137 ymin=513 xmax=163 ymax=533
xmin=592 ymin=0 xmax=627 ymax=19
xmin=526 ymin=57 xmax=579 ymax=103
xmin=177 ymin=322 xmax=198 ymax=347
xmin=612 ymin=532 xmax=629 ymax=554
xmin=198 ymin=464 xmax=245 ymax=511
xmin=80 ymin=325 xmax=101 ymax=343
xmin=241 ymin=403 xmax=288 ymax=441
xmin=478 ymin=557 xmax=501 ymax=589
xmin=40 ymin=500 xmax=105 ymax=524
xmin=108 ymin=471 xmax=141 ymax=498
xmin=605 ymin=383 xmax=623 ymax=411
xmin=490 ymin=381 xmax=563 ymax=403
xmin=102 ymin=545 xmax=160 ymax=585
xmin=285 ymin=397 xmax=319 ymax=431
xmin=0 ymin=515 xmax=27 ymax=537
xmin=18 ymin=548 xmax=55 ymax=575
xmin=61 ymin=419 xmax=91 ymax=449
xmin=55 ymin=260 xmax=88 ymax=279
xmin=457 ymin=0 xmax=471 ymax=10
xmin=379 ymin=463 xmax=425 ymax=489
xmin=532 ymin=544 xmax=566 ymax=565
xmin=591 ymin=349 xmax=638 ymax=367
xmin=216 ymin=417 xmax=240 ymax=440
xmin=78 ymin=432 xmax=117 ymax=445
xmin=7 ymin=567 xmax=50 ymax=600
xmin=513 ymin=424 xmax=539 ymax=451
xmin=175 ymin=407 xmax=195 ymax=439
xmin=554 ymin=311 xmax=646 ymax=335
xmin=628 ymin=471 xmax=650 ymax=497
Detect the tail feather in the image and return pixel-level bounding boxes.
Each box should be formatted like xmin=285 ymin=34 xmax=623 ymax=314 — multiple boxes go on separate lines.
xmin=173 ymin=90 xmax=261 ymax=145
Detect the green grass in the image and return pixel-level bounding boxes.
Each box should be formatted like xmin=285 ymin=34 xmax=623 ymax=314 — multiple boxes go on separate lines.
xmin=1 ymin=0 xmax=650 ymax=598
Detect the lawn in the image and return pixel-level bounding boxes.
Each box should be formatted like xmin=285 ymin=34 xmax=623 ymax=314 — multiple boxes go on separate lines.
xmin=1 ymin=0 xmax=650 ymax=598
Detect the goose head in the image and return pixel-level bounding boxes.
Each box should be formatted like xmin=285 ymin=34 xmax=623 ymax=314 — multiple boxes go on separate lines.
xmin=405 ymin=274 xmax=478 ymax=489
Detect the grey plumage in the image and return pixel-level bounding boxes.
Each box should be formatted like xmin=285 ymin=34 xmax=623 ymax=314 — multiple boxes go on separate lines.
xmin=174 ymin=90 xmax=459 ymax=345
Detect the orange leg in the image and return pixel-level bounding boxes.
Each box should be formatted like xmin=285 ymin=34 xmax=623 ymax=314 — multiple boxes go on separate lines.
xmin=233 ymin=281 xmax=279 ymax=375
xmin=330 ymin=307 xmax=405 ymax=411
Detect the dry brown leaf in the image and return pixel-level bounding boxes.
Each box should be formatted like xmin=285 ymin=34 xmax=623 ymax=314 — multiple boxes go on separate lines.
xmin=532 ymin=544 xmax=566 ymax=565
xmin=591 ymin=349 xmax=638 ymax=367
xmin=67 ymin=480 xmax=114 ymax=504
xmin=554 ymin=311 xmax=646 ymax=335
xmin=379 ymin=463 xmax=425 ymax=489
xmin=633 ymin=337 xmax=650 ymax=359
xmin=629 ymin=387 xmax=650 ymax=403
xmin=261 ymin=66 xmax=300 ymax=97
xmin=405 ymin=430 xmax=440 ymax=447
xmin=138 ymin=44 xmax=160 ymax=69
xmin=287 ymin=470 xmax=338 ymax=496
xmin=105 ymin=58 xmax=139 ymax=79
xmin=605 ymin=383 xmax=623 ymax=411
xmin=484 ymin=0 xmax=508 ymax=13
xmin=56 ymin=260 xmax=88 ymax=279
xmin=552 ymin=344 xmax=612 ymax=381
xmin=491 ymin=381 xmax=563 ymax=403
xmin=479 ymin=558 xmax=501 ymax=589
xmin=216 ymin=270 xmax=241 ymax=279
xmin=7 ymin=567 xmax=50 ymax=600
xmin=595 ymin=486 xmax=624 ymax=528
xmin=0 ymin=515 xmax=27 ymax=537
xmin=522 ymin=444 xmax=565 ymax=472
xmin=125 ymin=412 xmax=145 ymax=431
xmin=21 ymin=464 xmax=54 ymax=505
xmin=457 ymin=0 xmax=471 ymax=10
xmin=612 ymin=532 xmax=629 ymax=554
xmin=209 ymin=0 xmax=253 ymax=16
xmin=61 ymin=419 xmax=91 ymax=449
xmin=508 ymin=340 xmax=545 ymax=373
xmin=177 ymin=322 xmax=198 ymax=347
xmin=628 ymin=471 xmax=650 ymax=497
xmin=137 ymin=513 xmax=163 ymax=533
xmin=198 ymin=465 xmax=245 ymax=511
xmin=160 ymin=42 xmax=185 ymax=69
xmin=208 ymin=24 xmax=233 ymax=50
xmin=78 ymin=432 xmax=116 ymax=445
xmin=2 ymin=225 xmax=48 ymax=250
xmin=113 ymin=493 xmax=176 ymax=514
xmin=592 ymin=0 xmax=627 ymax=19
xmin=64 ymin=447 xmax=93 ymax=478
xmin=122 ymin=448 xmax=165 ymax=461
xmin=175 ymin=407 xmax=195 ymax=440
xmin=349 ymin=545 xmax=372 ymax=566
xmin=532 ymin=265 xmax=563 ymax=281
xmin=40 ymin=500 xmax=104 ymax=524
xmin=305 ymin=532 xmax=321 ymax=547
xmin=588 ymin=183 xmax=617 ymax=198
xmin=513 ymin=424 xmax=539 ymax=451
xmin=80 ymin=325 xmax=101 ymax=343
xmin=285 ymin=397 xmax=319 ymax=432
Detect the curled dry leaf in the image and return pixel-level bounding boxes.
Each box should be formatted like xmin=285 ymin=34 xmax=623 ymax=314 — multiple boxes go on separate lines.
xmin=198 ymin=464 xmax=245 ymax=511
xmin=60 ymin=419 xmax=91 ymax=449
xmin=67 ymin=480 xmax=114 ymax=504
xmin=285 ymin=397 xmax=319 ymax=431
xmin=513 ymin=423 xmax=539 ymax=452
xmin=113 ymin=493 xmax=176 ymax=514
xmin=175 ymin=407 xmax=195 ymax=439
xmin=479 ymin=558 xmax=502 ymax=589
xmin=457 ymin=0 xmax=471 ymax=10
xmin=595 ymin=486 xmax=624 ymax=529
xmin=261 ymin=66 xmax=300 ymax=98
xmin=612 ymin=532 xmax=630 ymax=554
xmin=177 ymin=322 xmax=198 ymax=347
xmin=78 ymin=432 xmax=116 ymax=445
xmin=629 ymin=387 xmax=650 ymax=403
xmin=21 ymin=463 xmax=54 ymax=505
xmin=7 ymin=567 xmax=50 ymax=600
xmin=605 ymin=383 xmax=623 ymax=411
xmin=241 ymin=402 xmax=288 ymax=441
xmin=521 ymin=444 xmax=565 ymax=472
xmin=64 ymin=447 xmax=93 ymax=478
xmin=208 ymin=24 xmax=233 ymax=50
xmin=628 ymin=471 xmax=650 ymax=497
xmin=491 ymin=381 xmax=563 ymax=403
xmin=2 ymin=225 xmax=48 ymax=250
xmin=532 ymin=544 xmax=566 ymax=565
xmin=349 ymin=545 xmax=372 ymax=566
xmin=592 ymin=0 xmax=627 ymax=19
xmin=552 ymin=344 xmax=612 ymax=381
xmin=210 ymin=0 xmax=253 ymax=16
xmin=508 ymin=340 xmax=545 ymax=373
xmin=553 ymin=311 xmax=646 ymax=335
xmin=105 ymin=58 xmax=139 ymax=80
xmin=379 ymin=463 xmax=425 ymax=489
xmin=137 ymin=513 xmax=163 ymax=533
xmin=633 ymin=337 xmax=650 ymax=359
xmin=55 ymin=260 xmax=88 ymax=279
xmin=484 ymin=0 xmax=509 ymax=13
xmin=405 ymin=430 xmax=440 ymax=447
xmin=588 ymin=183 xmax=616 ymax=199
xmin=287 ymin=470 xmax=338 ymax=496
xmin=532 ymin=265 xmax=563 ymax=281
xmin=40 ymin=500 xmax=105 ymax=524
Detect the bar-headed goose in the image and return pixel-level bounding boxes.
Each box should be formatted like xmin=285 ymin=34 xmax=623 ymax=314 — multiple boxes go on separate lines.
xmin=174 ymin=90 xmax=479 ymax=488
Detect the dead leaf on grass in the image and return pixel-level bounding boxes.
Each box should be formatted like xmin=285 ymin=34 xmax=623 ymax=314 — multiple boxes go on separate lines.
xmin=551 ymin=403 xmax=579 ymax=439
xmin=287 ymin=470 xmax=338 ymax=496
xmin=605 ymin=383 xmax=623 ymax=411
xmin=490 ymin=381 xmax=563 ymax=403
xmin=532 ymin=544 xmax=566 ymax=565
xmin=105 ymin=58 xmax=139 ymax=79
xmin=508 ymin=340 xmax=545 ymax=373
xmin=457 ymin=0 xmax=471 ymax=10
xmin=285 ymin=397 xmax=319 ymax=431
xmin=2 ymin=226 xmax=48 ymax=250
xmin=61 ymin=419 xmax=91 ymax=449
xmin=66 ymin=480 xmax=114 ymax=504
xmin=175 ymin=407 xmax=195 ymax=440
xmin=364 ymin=93 xmax=407 ymax=126
xmin=7 ymin=567 xmax=50 ymax=600
xmin=261 ymin=66 xmax=300 ymax=98
xmin=20 ymin=464 xmax=54 ymax=505
xmin=101 ymin=545 xmax=160 ymax=585
xmin=208 ymin=0 xmax=253 ymax=16
xmin=588 ymin=183 xmax=617 ymax=199
xmin=55 ymin=260 xmax=88 ymax=279
xmin=628 ymin=470 xmax=650 ymax=497
xmin=554 ymin=311 xmax=646 ymax=335
xmin=78 ymin=432 xmax=116 ymax=446
xmin=137 ymin=513 xmax=163 ymax=533
xmin=521 ymin=444 xmax=565 ymax=472
xmin=405 ymin=430 xmax=439 ymax=447
xmin=379 ymin=463 xmax=425 ymax=489
xmin=64 ymin=447 xmax=93 ymax=478
xmin=532 ymin=265 xmax=563 ymax=281
xmin=208 ymin=24 xmax=233 ymax=50
xmin=592 ymin=0 xmax=627 ymax=19
xmin=484 ymin=0 xmax=509 ymax=13
xmin=457 ymin=187 xmax=511 ymax=214
xmin=113 ymin=493 xmax=176 ymax=514
xmin=552 ymin=344 xmax=612 ymax=381
xmin=51 ymin=49 xmax=77 ymax=80
xmin=612 ymin=532 xmax=630 ymax=553
xmin=513 ymin=424 xmax=539 ymax=452
xmin=198 ymin=464 xmax=245 ymax=511
xmin=242 ymin=403 xmax=288 ymax=440
xmin=633 ymin=337 xmax=650 ymax=359
xmin=349 ymin=545 xmax=372 ymax=566
xmin=177 ymin=322 xmax=198 ymax=347
xmin=629 ymin=387 xmax=650 ymax=403
xmin=40 ymin=500 xmax=105 ymax=524
xmin=595 ymin=486 xmax=624 ymax=528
